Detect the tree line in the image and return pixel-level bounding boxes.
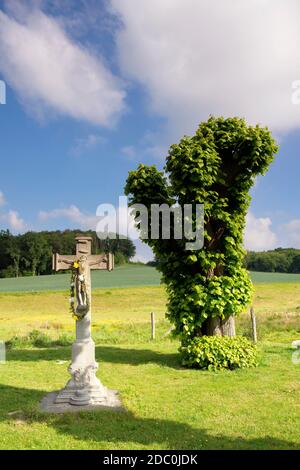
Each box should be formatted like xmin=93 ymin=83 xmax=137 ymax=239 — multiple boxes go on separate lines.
xmin=148 ymin=248 xmax=300 ymax=274
xmin=0 ymin=229 xmax=136 ymax=278
xmin=245 ymin=248 xmax=300 ymax=273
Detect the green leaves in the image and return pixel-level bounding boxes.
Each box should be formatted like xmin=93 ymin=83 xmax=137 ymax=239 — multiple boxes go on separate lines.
xmin=124 ymin=116 xmax=277 ymax=364
xmin=187 ymin=254 xmax=198 ymax=263
xmin=180 ymin=336 xmax=258 ymax=370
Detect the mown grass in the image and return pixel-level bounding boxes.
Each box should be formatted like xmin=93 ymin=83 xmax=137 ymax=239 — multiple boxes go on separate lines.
xmin=0 ymin=339 xmax=299 ymax=449
xmin=0 ymin=283 xmax=299 ymax=449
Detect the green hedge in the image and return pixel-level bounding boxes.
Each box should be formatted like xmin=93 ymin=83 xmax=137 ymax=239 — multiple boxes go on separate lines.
xmin=180 ymin=335 xmax=258 ymax=370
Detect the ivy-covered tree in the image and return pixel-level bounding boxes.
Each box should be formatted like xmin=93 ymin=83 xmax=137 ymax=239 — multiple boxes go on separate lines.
xmin=125 ymin=116 xmax=278 ymax=351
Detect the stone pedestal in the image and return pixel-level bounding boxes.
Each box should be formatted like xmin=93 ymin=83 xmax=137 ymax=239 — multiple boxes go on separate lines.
xmin=41 ymin=331 xmax=122 ymax=412
xmin=40 ymin=388 xmax=121 ymax=414
xmin=55 ymin=339 xmax=108 ymax=406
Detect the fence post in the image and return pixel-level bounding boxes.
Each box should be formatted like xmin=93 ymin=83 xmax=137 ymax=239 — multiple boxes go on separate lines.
xmin=250 ymin=306 xmax=257 ymax=343
xmin=0 ymin=341 xmax=6 ymax=364
xmin=151 ymin=312 xmax=155 ymax=340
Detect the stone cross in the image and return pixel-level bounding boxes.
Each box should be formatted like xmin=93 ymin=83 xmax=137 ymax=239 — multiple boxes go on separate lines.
xmin=52 ymin=236 xmax=116 ymax=406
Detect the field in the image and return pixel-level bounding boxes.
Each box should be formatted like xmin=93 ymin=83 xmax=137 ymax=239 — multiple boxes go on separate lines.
xmin=0 ymin=266 xmax=299 ymax=449
xmin=0 ymin=265 xmax=161 ymax=293
xmin=1 ymin=264 xmax=300 ymax=293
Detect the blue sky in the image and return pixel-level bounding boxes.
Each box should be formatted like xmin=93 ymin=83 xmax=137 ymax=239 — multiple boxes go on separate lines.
xmin=1 ymin=0 xmax=300 ymax=261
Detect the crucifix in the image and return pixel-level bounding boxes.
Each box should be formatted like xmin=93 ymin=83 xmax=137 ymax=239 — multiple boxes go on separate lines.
xmin=52 ymin=236 xmax=116 ymax=406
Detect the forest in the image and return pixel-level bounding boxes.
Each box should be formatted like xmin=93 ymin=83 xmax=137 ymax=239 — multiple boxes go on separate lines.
xmin=1 ymin=228 xmax=299 ymax=278
xmin=0 ymin=229 xmax=136 ymax=278
xmin=245 ymin=248 xmax=300 ymax=273
xmin=148 ymin=248 xmax=300 ymax=274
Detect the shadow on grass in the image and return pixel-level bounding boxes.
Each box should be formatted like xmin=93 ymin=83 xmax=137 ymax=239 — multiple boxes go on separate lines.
xmin=96 ymin=346 xmax=181 ymax=369
xmin=0 ymin=383 xmax=297 ymax=450
xmin=7 ymin=345 xmax=181 ymax=369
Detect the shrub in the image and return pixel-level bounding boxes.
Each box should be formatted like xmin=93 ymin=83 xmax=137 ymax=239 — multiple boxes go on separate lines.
xmin=180 ymin=335 xmax=258 ymax=370
xmin=6 ymin=330 xmax=49 ymax=349
xmin=0 ymin=266 xmax=17 ymax=278
xmin=27 ymin=329 xmax=52 ymax=348
xmin=52 ymin=333 xmax=73 ymax=347
xmin=6 ymin=330 xmax=73 ymax=349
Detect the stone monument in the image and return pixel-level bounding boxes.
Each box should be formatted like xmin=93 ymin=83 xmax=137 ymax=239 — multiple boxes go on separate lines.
xmin=40 ymin=236 xmax=121 ymax=412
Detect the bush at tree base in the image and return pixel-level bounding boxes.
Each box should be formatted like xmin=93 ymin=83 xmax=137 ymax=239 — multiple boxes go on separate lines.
xmin=180 ymin=335 xmax=258 ymax=370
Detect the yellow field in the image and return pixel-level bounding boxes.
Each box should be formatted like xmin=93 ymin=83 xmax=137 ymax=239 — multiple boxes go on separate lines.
xmin=0 ymin=282 xmax=299 ymax=341
xmin=0 ymin=286 xmax=167 ymax=339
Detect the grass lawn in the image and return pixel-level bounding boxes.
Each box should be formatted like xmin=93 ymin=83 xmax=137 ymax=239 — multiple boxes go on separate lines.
xmin=0 ymin=281 xmax=299 ymax=449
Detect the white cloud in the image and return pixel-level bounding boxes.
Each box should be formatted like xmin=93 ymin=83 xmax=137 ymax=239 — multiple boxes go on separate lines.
xmin=279 ymin=219 xmax=300 ymax=248
xmin=111 ymin=0 xmax=300 ymax=135
xmin=0 ymin=191 xmax=5 ymax=206
xmin=39 ymin=202 xmax=140 ymax=237
xmin=0 ymin=210 xmax=27 ymax=233
xmin=244 ymin=212 xmax=277 ymax=251
xmin=38 ymin=205 xmax=100 ymax=230
xmin=7 ymin=210 xmax=26 ymax=232
xmin=0 ymin=191 xmax=27 ymax=232
xmin=0 ymin=7 xmax=126 ymax=126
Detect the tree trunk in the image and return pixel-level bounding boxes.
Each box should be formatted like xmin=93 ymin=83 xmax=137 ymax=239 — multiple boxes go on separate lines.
xmin=200 ymin=259 xmax=236 ymax=337
xmin=200 ymin=257 xmax=236 ymax=337
xmin=221 ymin=315 xmax=236 ymax=336
xmin=201 ymin=315 xmax=235 ymax=337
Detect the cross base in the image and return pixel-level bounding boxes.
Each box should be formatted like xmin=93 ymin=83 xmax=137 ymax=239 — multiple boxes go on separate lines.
xmin=55 ymin=378 xmax=109 ymax=406
xmin=54 ymin=339 xmax=115 ymax=406
xmin=40 ymin=389 xmax=122 ymax=413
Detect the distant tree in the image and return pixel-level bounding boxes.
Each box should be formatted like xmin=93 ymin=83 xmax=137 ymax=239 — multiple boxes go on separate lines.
xmin=0 ymin=230 xmax=14 ymax=277
xmin=0 ymin=230 xmax=12 ymax=275
xmin=290 ymin=254 xmax=300 ymax=273
xmin=245 ymin=253 xmax=276 ymax=272
xmin=113 ymin=252 xmax=127 ymax=265
xmin=96 ymin=234 xmax=136 ymax=260
xmin=6 ymin=234 xmax=22 ymax=277
xmin=20 ymin=232 xmax=50 ymax=276
xmin=245 ymin=248 xmax=300 ymax=273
